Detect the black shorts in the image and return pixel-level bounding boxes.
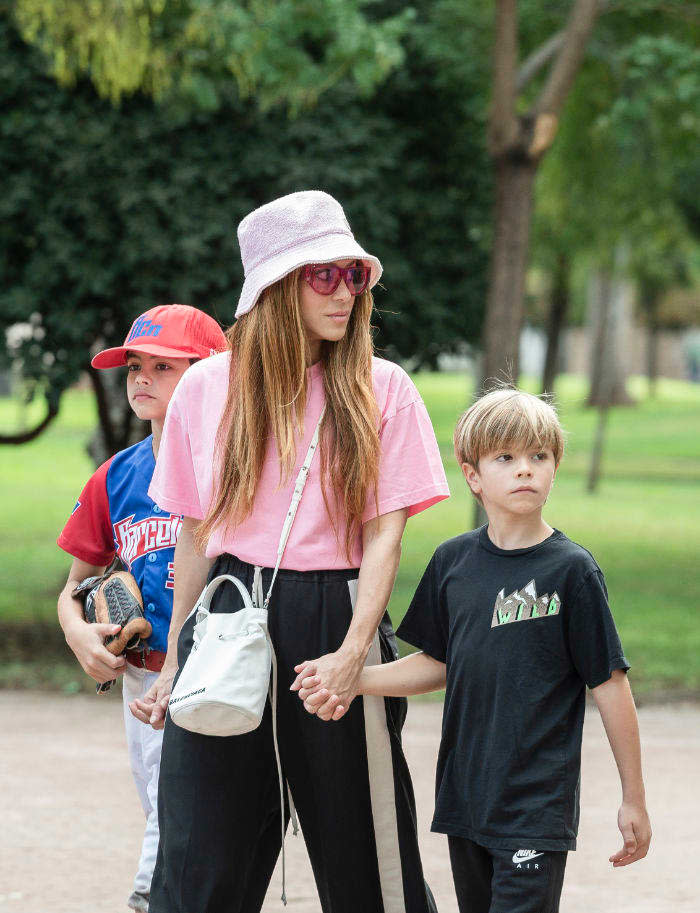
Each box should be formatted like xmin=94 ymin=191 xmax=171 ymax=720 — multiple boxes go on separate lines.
xmin=448 ymin=836 xmax=567 ymax=913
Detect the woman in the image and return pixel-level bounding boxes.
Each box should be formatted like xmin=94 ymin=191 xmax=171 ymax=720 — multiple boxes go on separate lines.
xmin=142 ymin=191 xmax=449 ymax=913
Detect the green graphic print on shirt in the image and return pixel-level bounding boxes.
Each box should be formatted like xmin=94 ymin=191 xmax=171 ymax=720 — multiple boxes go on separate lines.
xmin=491 ymin=579 xmax=561 ymax=628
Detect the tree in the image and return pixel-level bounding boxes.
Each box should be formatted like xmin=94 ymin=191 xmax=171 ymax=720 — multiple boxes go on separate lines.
xmin=533 ymin=16 xmax=700 ymax=394
xmin=0 ymin=11 xmax=492 ymax=452
xmin=10 ymin=0 xmax=412 ymax=111
xmin=539 ymin=249 xmax=571 ymax=395
xmin=476 ymin=0 xmax=698 ymax=388
xmin=480 ymin=0 xmax=602 ymax=386
xmin=586 ymin=249 xmax=634 ymax=407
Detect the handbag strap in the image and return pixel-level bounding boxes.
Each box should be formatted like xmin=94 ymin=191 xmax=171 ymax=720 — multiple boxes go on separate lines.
xmin=249 ymin=405 xmax=324 ymax=904
xmin=255 ymin=405 xmax=326 ymax=610
xmin=256 ymin=405 xmax=324 ymax=905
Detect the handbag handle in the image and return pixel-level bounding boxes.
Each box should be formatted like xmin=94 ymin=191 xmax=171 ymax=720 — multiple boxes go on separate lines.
xmin=197 ymin=573 xmax=256 ymax=614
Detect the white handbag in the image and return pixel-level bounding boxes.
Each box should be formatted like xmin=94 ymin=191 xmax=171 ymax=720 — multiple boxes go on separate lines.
xmin=168 ymin=407 xmax=325 ymax=904
xmin=167 ymin=573 xmax=272 ymax=736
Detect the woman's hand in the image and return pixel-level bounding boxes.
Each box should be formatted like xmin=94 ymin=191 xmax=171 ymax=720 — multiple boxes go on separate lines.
xmin=291 ymin=508 xmax=409 ymax=723
xmin=290 ymin=647 xmax=365 ymax=721
xmin=129 ymin=517 xmax=213 ymax=729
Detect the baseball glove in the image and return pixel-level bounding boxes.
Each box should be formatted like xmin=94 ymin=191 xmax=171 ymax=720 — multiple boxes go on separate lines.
xmin=72 ymin=559 xmax=152 ymax=693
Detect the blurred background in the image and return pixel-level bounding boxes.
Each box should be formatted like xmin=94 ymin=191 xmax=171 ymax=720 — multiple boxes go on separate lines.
xmin=1 ymin=0 xmax=698 ymax=699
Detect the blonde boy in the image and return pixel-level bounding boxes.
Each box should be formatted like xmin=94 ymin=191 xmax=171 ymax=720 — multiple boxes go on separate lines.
xmin=296 ymin=388 xmax=651 ymax=913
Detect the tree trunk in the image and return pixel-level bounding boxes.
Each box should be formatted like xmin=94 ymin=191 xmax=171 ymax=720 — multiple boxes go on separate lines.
xmin=0 ymin=397 xmax=59 ymax=444
xmin=647 ymin=320 xmax=660 ymax=398
xmin=586 ymin=403 xmax=608 ymax=493
xmin=586 ymin=255 xmax=634 ymax=407
xmin=585 ymin=270 xmax=614 ymax=494
xmin=87 ymin=366 xmax=144 ymax=465
xmin=481 ymin=156 xmax=537 ymax=388
xmin=586 ymin=270 xmax=611 ymax=406
xmin=541 ymin=252 xmax=570 ymax=394
xmin=585 ymin=249 xmax=634 ymax=493
xmin=639 ymin=282 xmax=661 ymax=399
xmin=481 ymin=0 xmax=601 ymax=391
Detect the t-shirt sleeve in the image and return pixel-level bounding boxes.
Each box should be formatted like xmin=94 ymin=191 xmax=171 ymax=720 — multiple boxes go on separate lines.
xmin=566 ymin=568 xmax=630 ymax=689
xmin=148 ymin=388 xmax=204 ymax=519
xmin=396 ymin=552 xmax=449 ymax=663
xmin=57 ymin=459 xmax=116 ymax=566
xmin=363 ymin=370 xmax=449 ymax=522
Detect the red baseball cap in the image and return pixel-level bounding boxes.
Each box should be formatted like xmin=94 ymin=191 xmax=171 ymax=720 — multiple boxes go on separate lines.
xmin=91 ymin=304 xmax=227 ymax=369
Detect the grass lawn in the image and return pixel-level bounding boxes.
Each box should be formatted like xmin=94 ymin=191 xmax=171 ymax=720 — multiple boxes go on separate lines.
xmin=1 ymin=374 xmax=698 ymax=696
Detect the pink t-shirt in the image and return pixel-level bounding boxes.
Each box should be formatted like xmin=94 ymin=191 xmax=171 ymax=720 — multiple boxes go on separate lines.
xmin=149 ymin=352 xmax=449 ymax=570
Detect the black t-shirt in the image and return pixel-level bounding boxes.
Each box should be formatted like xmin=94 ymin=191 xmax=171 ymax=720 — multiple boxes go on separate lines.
xmin=396 ymin=526 xmax=629 ymax=851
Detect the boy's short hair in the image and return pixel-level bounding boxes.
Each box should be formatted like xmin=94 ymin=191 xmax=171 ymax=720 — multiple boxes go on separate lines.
xmin=454 ymin=388 xmax=565 ymax=468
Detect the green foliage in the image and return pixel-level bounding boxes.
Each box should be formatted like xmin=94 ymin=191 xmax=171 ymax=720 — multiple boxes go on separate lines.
xmin=2 ymin=375 xmax=699 ymax=695
xmin=537 ymin=30 xmax=700 ymax=250
xmin=0 ymin=11 xmax=491 ymax=418
xmin=11 ymin=0 xmax=413 ymax=111
xmin=532 ymin=9 xmax=700 ymax=325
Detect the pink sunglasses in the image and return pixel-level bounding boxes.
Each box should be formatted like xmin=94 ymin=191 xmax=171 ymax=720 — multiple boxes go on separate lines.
xmin=303 ymin=263 xmax=371 ymax=297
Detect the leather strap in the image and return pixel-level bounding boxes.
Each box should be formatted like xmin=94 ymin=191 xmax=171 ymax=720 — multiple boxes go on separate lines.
xmin=126 ymin=650 xmax=167 ymax=673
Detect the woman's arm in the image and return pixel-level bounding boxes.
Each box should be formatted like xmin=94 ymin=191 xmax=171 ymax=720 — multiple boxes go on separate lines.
xmin=129 ymin=516 xmax=214 ymax=728
xmin=290 ymin=507 xmax=408 ymax=721
xmin=591 ymin=669 xmax=652 ymax=866
xmin=58 ymin=557 xmax=127 ymax=683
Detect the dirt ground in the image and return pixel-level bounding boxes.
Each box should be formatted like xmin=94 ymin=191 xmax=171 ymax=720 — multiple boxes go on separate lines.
xmin=0 ymin=693 xmax=695 ymax=913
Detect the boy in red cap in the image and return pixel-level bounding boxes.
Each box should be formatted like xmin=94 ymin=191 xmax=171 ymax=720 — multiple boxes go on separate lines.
xmin=56 ymin=304 xmax=226 ymax=913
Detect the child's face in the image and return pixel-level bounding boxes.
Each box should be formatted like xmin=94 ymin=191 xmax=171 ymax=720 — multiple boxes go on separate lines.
xmin=126 ymin=352 xmax=191 ymax=424
xmin=462 ymin=444 xmax=557 ymax=517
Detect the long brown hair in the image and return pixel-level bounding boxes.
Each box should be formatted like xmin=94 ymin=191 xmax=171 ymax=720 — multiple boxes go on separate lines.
xmin=195 ymin=269 xmax=380 ymax=560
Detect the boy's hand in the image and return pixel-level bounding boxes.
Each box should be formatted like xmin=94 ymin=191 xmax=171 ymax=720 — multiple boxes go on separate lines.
xmin=291 ymin=661 xmax=320 ymax=698
xmin=65 ymin=617 xmax=127 ymax=683
xmin=290 ymin=662 xmax=344 ymax=719
xmin=129 ymin=662 xmax=177 ymax=729
xmin=609 ymin=801 xmax=651 ymax=866
xmin=290 ymin=650 xmax=362 ymax=722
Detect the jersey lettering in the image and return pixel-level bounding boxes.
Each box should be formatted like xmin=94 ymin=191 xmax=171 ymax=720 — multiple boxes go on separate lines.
xmin=114 ymin=513 xmax=183 ymax=568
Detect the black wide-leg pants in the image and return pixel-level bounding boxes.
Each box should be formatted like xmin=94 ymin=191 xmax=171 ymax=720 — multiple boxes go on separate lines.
xmin=150 ymin=555 xmax=437 ymax=913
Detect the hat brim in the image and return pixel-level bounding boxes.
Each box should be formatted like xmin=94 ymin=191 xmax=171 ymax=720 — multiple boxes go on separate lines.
xmin=235 ymin=235 xmax=382 ymax=319
xmin=91 ymin=341 xmax=209 ymax=369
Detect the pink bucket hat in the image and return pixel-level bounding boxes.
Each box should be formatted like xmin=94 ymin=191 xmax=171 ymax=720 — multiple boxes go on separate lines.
xmin=235 ymin=190 xmax=382 ymax=318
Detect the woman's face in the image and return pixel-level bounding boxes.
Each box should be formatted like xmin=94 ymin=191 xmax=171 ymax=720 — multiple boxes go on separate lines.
xmin=299 ymin=259 xmax=359 ymax=356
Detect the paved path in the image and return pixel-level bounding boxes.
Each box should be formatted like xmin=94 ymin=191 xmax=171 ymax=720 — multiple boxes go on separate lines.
xmin=0 ymin=693 xmax=695 ymax=912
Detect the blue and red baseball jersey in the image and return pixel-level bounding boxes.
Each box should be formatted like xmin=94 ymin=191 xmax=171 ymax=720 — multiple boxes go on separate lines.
xmin=58 ymin=436 xmax=182 ymax=653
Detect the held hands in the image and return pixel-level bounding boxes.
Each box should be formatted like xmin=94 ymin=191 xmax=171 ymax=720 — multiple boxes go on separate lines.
xmin=290 ymin=648 xmax=364 ymax=722
xmin=65 ymin=618 xmax=126 ymax=684
xmin=609 ymin=801 xmax=651 ymax=867
xmin=129 ymin=662 xmax=177 ymax=730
